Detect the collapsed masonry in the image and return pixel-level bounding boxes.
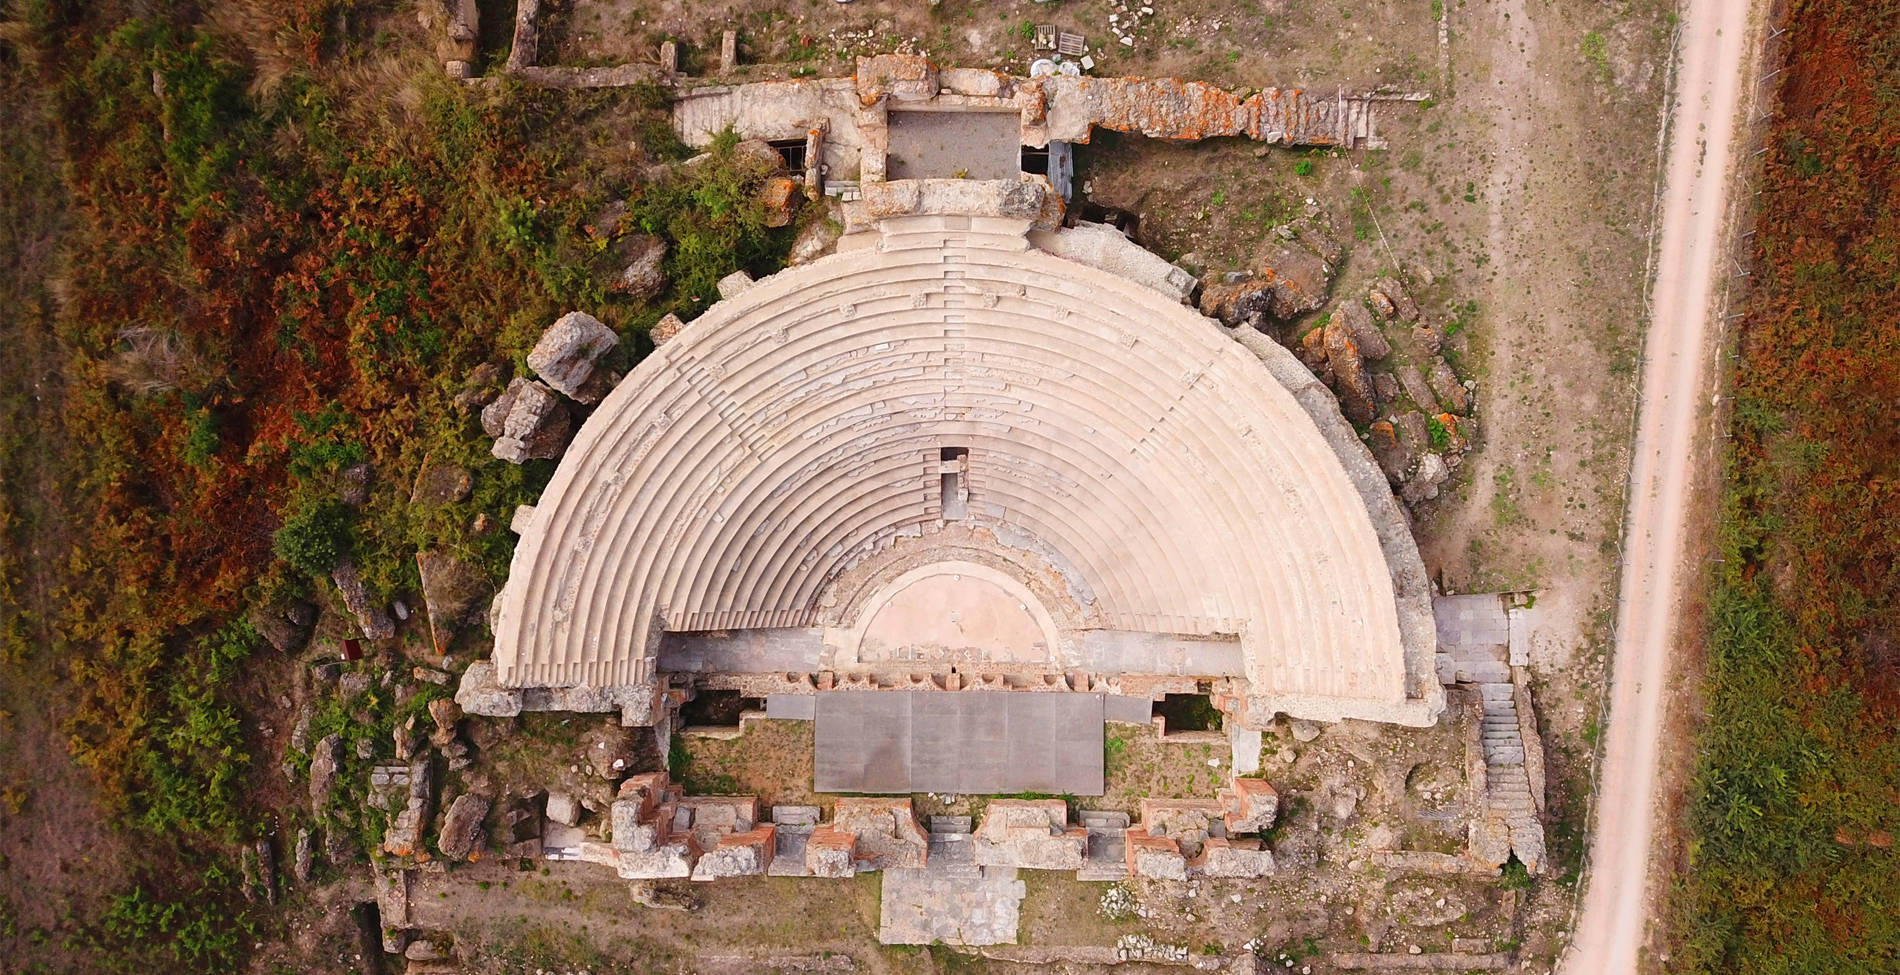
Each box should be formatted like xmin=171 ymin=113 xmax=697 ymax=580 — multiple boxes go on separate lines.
xmin=539 ymin=771 xmax=1282 ymax=884
xmin=673 ymin=53 xmax=1389 ymax=209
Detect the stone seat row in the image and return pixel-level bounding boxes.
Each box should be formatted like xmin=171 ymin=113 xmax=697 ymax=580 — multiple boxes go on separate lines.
xmin=492 ymin=219 xmax=1415 ymax=721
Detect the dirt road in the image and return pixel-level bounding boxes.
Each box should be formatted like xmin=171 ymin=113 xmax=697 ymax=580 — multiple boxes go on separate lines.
xmin=1562 ymin=0 xmax=1764 ymax=971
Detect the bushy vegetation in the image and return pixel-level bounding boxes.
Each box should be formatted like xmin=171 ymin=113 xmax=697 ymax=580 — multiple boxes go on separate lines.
xmin=1676 ymin=2 xmax=1900 ymax=969
xmin=0 ymin=1 xmax=797 ymax=970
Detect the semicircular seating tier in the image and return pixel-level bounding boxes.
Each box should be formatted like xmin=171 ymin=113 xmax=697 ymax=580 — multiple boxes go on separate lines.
xmin=494 ymin=213 xmax=1442 ymax=727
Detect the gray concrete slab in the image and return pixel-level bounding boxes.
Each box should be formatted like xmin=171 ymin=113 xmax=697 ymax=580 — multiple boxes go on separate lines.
xmin=1104 ymin=694 xmax=1156 ymax=724
xmin=814 ymin=691 xmax=1105 ymax=795
xmin=766 ymin=694 xmax=817 ymax=720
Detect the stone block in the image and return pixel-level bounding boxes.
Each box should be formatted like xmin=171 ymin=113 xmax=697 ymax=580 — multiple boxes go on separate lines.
xmin=829 ymin=798 xmax=927 ymax=870
xmin=454 ymin=660 xmax=523 ymax=717
xmin=773 ymin=805 xmax=822 ymax=826
xmin=691 ymin=825 xmax=775 ymax=880
xmin=527 ymin=311 xmax=618 ymax=402
xmin=1126 ymin=834 xmax=1188 ymax=880
xmin=1194 ymin=837 xmax=1275 ymax=878
xmin=805 ymin=827 xmax=857 ymax=878
xmin=616 ymin=840 xmax=697 ymax=880
xmin=1221 ymin=776 xmax=1279 ymax=834
xmin=855 ymin=53 xmax=938 ymax=106
xmin=546 ymin=793 xmax=580 ymax=828
xmin=973 ymin=799 xmax=1086 ymax=871
xmin=716 ymin=270 xmax=755 ymax=300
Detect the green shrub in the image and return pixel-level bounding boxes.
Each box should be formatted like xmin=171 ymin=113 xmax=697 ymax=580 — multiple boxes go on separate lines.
xmin=273 ymin=497 xmax=352 ymax=577
xmin=632 ymin=130 xmax=793 ymax=311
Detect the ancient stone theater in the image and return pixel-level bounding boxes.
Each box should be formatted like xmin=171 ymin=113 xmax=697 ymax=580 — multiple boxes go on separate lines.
xmin=460 ymin=56 xmax=1444 ymax=804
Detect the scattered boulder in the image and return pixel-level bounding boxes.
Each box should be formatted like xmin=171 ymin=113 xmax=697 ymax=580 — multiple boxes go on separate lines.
xmin=1367 ymin=420 xmax=1409 ymax=483
xmin=309 ymin=733 xmax=344 ymax=816
xmin=405 ymin=940 xmax=449 ymax=962
xmin=1401 ymin=452 xmax=1451 ymax=504
xmin=590 ymin=198 xmax=630 ymax=240
xmin=247 ymin=599 xmax=315 ymax=654
xmin=1468 ymin=818 xmax=1512 ymax=869
xmin=410 ymin=462 xmax=471 ymax=507
xmin=759 ymin=177 xmax=801 ymax=228
xmin=293 ymin=827 xmax=315 ymax=883
xmin=289 ymin=703 xmax=314 ymax=755
xmin=1427 ymin=358 xmax=1470 ymax=414
xmin=789 ymin=211 xmax=842 ymax=265
xmin=1368 ymin=289 xmax=1396 ymax=319
xmin=1197 ymin=212 xmax=1342 ymax=328
xmin=325 ymin=825 xmax=358 ymax=866
xmin=1372 ymin=275 xmax=1420 ymax=321
xmin=613 ymin=234 xmax=668 ymax=301
xmin=438 ymin=793 xmax=492 ymax=860
xmin=337 ymin=462 xmax=372 ymax=507
xmin=1334 ymin=300 xmax=1391 ymax=360
xmin=1413 ymin=324 xmax=1442 ymax=356
xmin=330 ymin=560 xmax=395 ymax=640
xmin=481 ymin=378 xmax=573 ymax=464
xmin=527 ymin=311 xmax=619 ymax=403
xmin=253 ymin=838 xmax=278 ymax=904
xmin=1397 ymin=364 xmax=1439 ymax=413
xmin=1435 ymin=413 xmax=1475 ymax=453
xmin=453 ymin=362 xmax=506 ymax=414
xmin=1322 ymin=317 xmax=1378 ymax=424
xmin=417 ymin=549 xmax=490 ymax=656
xmin=1297 ymin=325 xmax=1331 ymax=382
xmin=428 ymin=697 xmax=462 ymax=747
xmin=1289 ymin=719 xmax=1322 ymax=743
xmin=1395 ymin=411 xmax=1432 ymax=467
xmin=578 ymin=722 xmax=639 ymax=779
xmin=1372 ymin=372 xmax=1400 ymax=408
xmin=394 ymin=717 xmax=421 ymax=762
xmin=734 ymin=138 xmax=788 ymax=169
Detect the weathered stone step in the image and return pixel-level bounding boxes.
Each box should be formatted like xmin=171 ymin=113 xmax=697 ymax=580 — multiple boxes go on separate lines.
xmin=930 ymin=815 xmax=973 ymax=835
xmin=1460 ymin=662 xmax=1513 ymax=683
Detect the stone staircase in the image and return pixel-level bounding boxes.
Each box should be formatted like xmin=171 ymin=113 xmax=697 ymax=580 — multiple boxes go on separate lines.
xmin=1436 ymin=594 xmax=1547 ymax=873
xmin=928 ymin=815 xmax=981 ymax=879
xmin=1478 ymin=682 xmax=1544 ymax=869
xmin=1077 ymin=810 xmax=1130 ymax=881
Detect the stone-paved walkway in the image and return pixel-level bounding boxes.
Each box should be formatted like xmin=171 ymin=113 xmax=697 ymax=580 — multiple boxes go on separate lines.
xmin=879 ymin=817 xmax=1025 ymax=946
